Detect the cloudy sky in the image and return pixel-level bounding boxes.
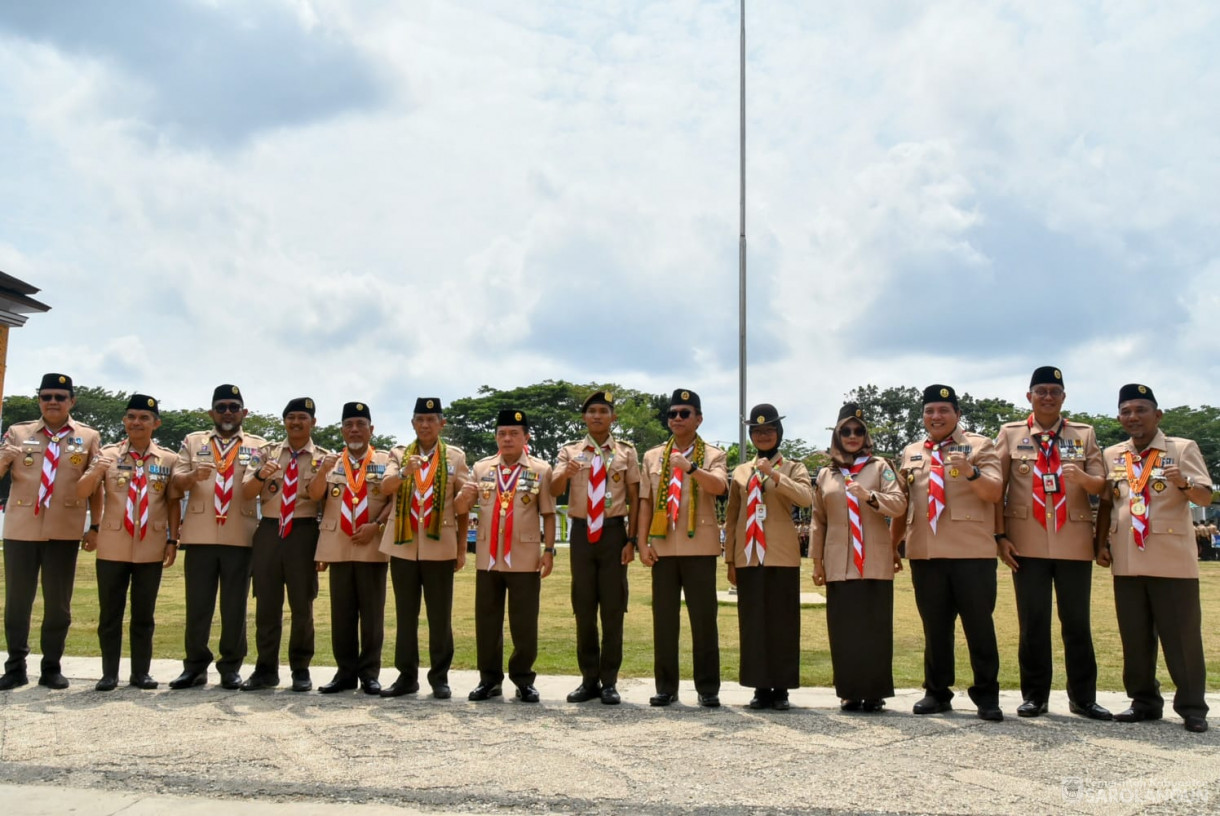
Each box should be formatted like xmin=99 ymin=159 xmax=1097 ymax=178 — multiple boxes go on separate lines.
xmin=1 ymin=0 xmax=1217 ymax=448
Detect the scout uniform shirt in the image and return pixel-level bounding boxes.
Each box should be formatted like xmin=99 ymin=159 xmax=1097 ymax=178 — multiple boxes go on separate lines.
xmin=316 ymin=447 xmax=393 ymax=564
xmin=378 ymin=442 xmax=471 ymax=561
xmin=555 ymin=435 xmax=640 ymax=521
xmin=0 ymin=418 xmax=102 ymax=541
xmin=811 ymin=457 xmax=907 ymax=581
xmin=242 ymin=439 xmax=328 ymax=521
xmin=640 ymin=440 xmax=728 ymax=558
xmin=899 ymin=427 xmax=1001 ymax=560
xmin=172 ymin=429 xmax=268 ymax=547
xmin=724 ymin=456 xmax=814 ymax=569
xmin=87 ymin=441 xmax=179 ymax=563
xmin=1102 ymin=430 xmax=1212 ymax=579
xmin=471 ymin=453 xmax=555 ymax=573
xmin=995 ymin=417 xmax=1104 ymax=560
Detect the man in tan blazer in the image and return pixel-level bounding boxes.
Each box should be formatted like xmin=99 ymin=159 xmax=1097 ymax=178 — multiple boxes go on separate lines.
xmin=0 ymin=373 xmax=101 ymax=690
xmin=76 ymin=394 xmax=180 ymax=690
xmin=465 ymin=409 xmax=555 ymax=703
xmin=1096 ymin=383 xmax=1212 ymax=733
xmin=168 ymin=384 xmax=267 ymax=691
xmin=240 ymin=397 xmax=328 ymax=693
xmin=378 ymin=397 xmax=471 ymax=700
xmin=639 ymin=389 xmax=728 ymax=707
xmin=891 ymin=384 xmax=1004 ymax=721
xmin=995 ymin=366 xmax=1110 ymax=720
xmin=552 ymin=390 xmax=640 ymax=705
xmin=309 ymin=401 xmax=393 ymax=695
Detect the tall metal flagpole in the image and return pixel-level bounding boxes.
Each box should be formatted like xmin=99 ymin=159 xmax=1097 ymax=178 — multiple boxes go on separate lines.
xmin=738 ymin=0 xmax=747 ymax=460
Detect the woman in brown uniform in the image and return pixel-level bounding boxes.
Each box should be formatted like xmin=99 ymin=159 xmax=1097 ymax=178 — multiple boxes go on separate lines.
xmin=811 ymin=403 xmax=907 ymax=711
xmin=724 ymin=404 xmax=814 ymax=710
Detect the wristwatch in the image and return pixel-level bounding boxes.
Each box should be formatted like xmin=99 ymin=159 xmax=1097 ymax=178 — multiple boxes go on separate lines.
xmin=544 ymin=547 xmax=556 ymax=555
xmin=89 ymin=523 xmax=100 ymax=532
xmin=687 ymin=461 xmax=697 ymax=475
xmin=966 ymin=466 xmax=981 ymax=481
xmin=866 ymin=492 xmax=880 ymax=509
xmin=1180 ymin=477 xmax=1196 ymax=491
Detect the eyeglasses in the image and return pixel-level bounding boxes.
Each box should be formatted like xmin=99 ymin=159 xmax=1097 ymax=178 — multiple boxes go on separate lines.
xmin=667 ymin=409 xmax=693 ymax=420
xmin=839 ymin=426 xmax=867 ymax=438
xmin=1031 ymin=388 xmax=1065 ymax=399
xmin=213 ymin=402 xmax=244 ymax=413
xmin=39 ymin=393 xmax=70 ymax=402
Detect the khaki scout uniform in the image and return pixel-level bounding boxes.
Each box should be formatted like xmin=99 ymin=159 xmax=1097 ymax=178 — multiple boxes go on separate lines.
xmin=996 ymin=418 xmax=1105 ymax=707
xmin=317 ymin=448 xmax=393 ymax=683
xmin=470 ymin=453 xmax=554 ymax=688
xmin=171 ymin=429 xmax=267 ymax=675
xmin=241 ymin=440 xmax=329 ymax=679
xmin=1101 ymin=431 xmax=1211 ymax=719
xmin=556 ymin=435 xmax=639 ymax=689
xmin=810 ymin=459 xmax=906 ymax=581
xmin=378 ymin=443 xmax=470 ymax=690
xmin=724 ymin=456 xmax=813 ymax=691
xmin=0 ymin=419 xmax=101 ymax=678
xmin=639 ymin=440 xmax=728 ymax=698
xmin=899 ymin=428 xmax=1003 ymax=707
xmin=87 ymin=441 xmax=179 ymax=680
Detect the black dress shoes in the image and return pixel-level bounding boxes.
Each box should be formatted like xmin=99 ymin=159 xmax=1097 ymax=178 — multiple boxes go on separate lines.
xmin=1017 ymin=699 xmax=1048 ymax=717
xmin=749 ymin=689 xmax=773 ymax=710
xmin=977 ymin=705 xmax=1004 ymax=722
xmin=219 ymin=672 xmax=242 ymax=690
xmin=320 ymin=676 xmax=358 ymax=694
xmin=0 ymin=673 xmax=29 ymax=691
xmin=38 ymin=672 xmax=69 ymax=690
xmin=432 ymin=684 xmax=452 ymax=700
xmin=566 ymin=683 xmax=601 ymax=703
xmin=912 ymin=695 xmax=952 ymax=715
xmin=516 ymin=685 xmax=540 ymax=703
xmin=600 ymin=686 xmax=621 ymax=705
xmin=291 ymin=671 xmax=312 ymax=693
xmin=380 ymin=677 xmax=420 ymax=698
xmin=240 ymin=674 xmax=279 ymax=691
xmin=130 ymin=674 xmax=158 ymax=690
xmin=95 ymin=676 xmax=118 ymax=692
xmin=697 ymin=693 xmax=720 ymax=708
xmin=1068 ymin=700 xmax=1112 ymax=720
xmin=862 ymin=699 xmax=885 ymax=712
xmin=771 ymin=692 xmax=790 ymax=712
xmin=1114 ymin=707 xmax=1162 ymax=723
xmin=360 ymin=678 xmax=382 ymax=695
xmin=1185 ymin=716 xmax=1209 ymax=733
xmin=840 ymin=699 xmax=863 ymax=712
xmin=468 ymin=682 xmax=502 ymax=701
xmin=649 ymin=692 xmax=676 ymax=707
xmin=169 ymin=671 xmax=206 ymax=690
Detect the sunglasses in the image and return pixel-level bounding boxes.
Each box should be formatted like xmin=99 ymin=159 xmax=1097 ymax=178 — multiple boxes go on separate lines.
xmin=839 ymin=426 xmax=867 ymax=438
xmin=39 ymin=393 xmax=70 ymax=402
xmin=213 ymin=402 xmax=244 ymax=413
xmin=667 ymin=409 xmax=693 ymax=420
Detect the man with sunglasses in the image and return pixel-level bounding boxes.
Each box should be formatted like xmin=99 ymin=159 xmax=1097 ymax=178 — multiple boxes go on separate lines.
xmin=168 ymin=385 xmax=267 ymax=690
xmin=994 ymin=367 xmax=1110 ymax=720
xmin=638 ymin=389 xmax=728 ymax=707
xmin=0 ymin=373 xmax=101 ymax=690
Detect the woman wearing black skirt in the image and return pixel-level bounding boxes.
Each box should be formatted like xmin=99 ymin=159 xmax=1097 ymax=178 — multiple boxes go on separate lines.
xmin=811 ymin=403 xmax=907 ymax=711
xmin=724 ymin=404 xmax=814 ymax=710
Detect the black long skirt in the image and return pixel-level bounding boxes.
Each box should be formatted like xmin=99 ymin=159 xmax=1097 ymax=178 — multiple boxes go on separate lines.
xmin=736 ymin=565 xmax=800 ymax=690
xmin=826 ymin=579 xmax=894 ymax=700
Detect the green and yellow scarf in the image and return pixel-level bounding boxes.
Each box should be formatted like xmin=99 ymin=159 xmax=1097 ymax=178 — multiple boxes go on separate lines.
xmin=649 ymin=436 xmax=706 ymax=539
xmin=393 ymin=439 xmax=449 ymax=543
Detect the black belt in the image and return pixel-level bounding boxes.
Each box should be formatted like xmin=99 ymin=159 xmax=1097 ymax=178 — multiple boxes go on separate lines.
xmin=259 ymin=517 xmax=319 ymax=526
xmin=571 ymin=516 xmax=627 ymax=527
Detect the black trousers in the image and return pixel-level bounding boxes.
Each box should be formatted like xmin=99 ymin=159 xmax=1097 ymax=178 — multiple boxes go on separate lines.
xmin=475 ymin=569 xmax=540 ymax=688
xmin=182 ymin=544 xmax=252 ymax=675
xmin=3 ymin=539 xmax=79 ymax=676
xmin=826 ymin=578 xmax=894 ymax=701
xmin=250 ymin=518 xmax=319 ymax=675
xmin=389 ymin=556 xmax=455 ymax=688
xmin=328 ymin=561 xmax=387 ymax=681
xmin=736 ymin=565 xmax=800 ymax=691
xmin=651 ymin=555 xmax=720 ymax=697
xmin=96 ymin=558 xmax=163 ymax=678
xmin=1113 ymin=575 xmax=1209 ymax=719
xmin=1012 ymin=556 xmax=1098 ymax=705
xmin=570 ymin=516 xmax=629 ymax=688
xmin=910 ymin=558 xmax=1000 ymax=706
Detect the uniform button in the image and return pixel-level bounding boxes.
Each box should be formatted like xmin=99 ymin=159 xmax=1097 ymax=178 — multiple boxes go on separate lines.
xmin=1047 ymin=512 xmax=1053 ymax=520
xmin=1168 ymin=528 xmax=1174 ymax=533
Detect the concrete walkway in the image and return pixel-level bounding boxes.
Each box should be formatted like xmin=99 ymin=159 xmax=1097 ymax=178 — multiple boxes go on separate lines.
xmin=1 ymin=655 xmax=1218 ymax=815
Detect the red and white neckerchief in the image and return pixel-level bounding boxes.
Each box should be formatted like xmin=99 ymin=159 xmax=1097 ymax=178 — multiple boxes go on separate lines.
xmin=925 ymin=438 xmax=949 ymax=534
xmin=841 ymin=455 xmax=870 ymax=575
xmin=488 ymin=460 xmax=523 ymax=568
xmin=410 ymin=447 xmax=439 ymax=533
xmin=340 ymin=447 xmax=373 ymax=536
xmin=123 ymin=446 xmax=150 ymax=540
xmin=1124 ymin=448 xmax=1160 ymax=551
xmin=585 ymin=440 xmax=611 ymax=543
xmin=36 ymin=424 xmax=72 ymax=515
xmin=210 ymin=436 xmax=242 ymax=525
xmin=278 ymin=448 xmax=303 ymax=539
xmin=743 ymin=457 xmax=779 ymax=565
xmin=666 ymin=444 xmax=695 ymax=528
xmin=1029 ymin=415 xmax=1067 ymax=532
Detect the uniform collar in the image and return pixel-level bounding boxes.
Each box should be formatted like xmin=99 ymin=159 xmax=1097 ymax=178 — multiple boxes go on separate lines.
xmin=495 ymin=452 xmax=529 ymax=469
xmin=1124 ymin=429 xmax=1168 ymax=454
xmin=583 ymin=433 xmax=614 ymax=452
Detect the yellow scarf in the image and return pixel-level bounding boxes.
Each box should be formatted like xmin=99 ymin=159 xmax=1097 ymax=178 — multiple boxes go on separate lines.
xmin=649 ymin=436 xmax=706 ymax=539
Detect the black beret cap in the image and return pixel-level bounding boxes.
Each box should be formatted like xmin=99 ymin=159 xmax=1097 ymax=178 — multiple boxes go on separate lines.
xmin=922 ymin=384 xmax=958 ymax=407
xmin=414 ymin=397 xmax=443 ymax=414
xmin=668 ymin=388 xmax=701 ymax=413
xmin=496 ymin=408 xmax=528 ymax=429
xmin=342 ymin=401 xmax=372 ymax=421
xmin=283 ymin=397 xmax=316 ymax=418
xmin=743 ymin=403 xmax=784 ymax=427
xmin=582 ymin=390 xmax=614 ymax=411
xmin=837 ymin=402 xmax=866 ymax=423
xmin=125 ymin=393 xmax=159 ymax=416
xmin=39 ymin=373 xmax=73 ymax=394
xmin=212 ymin=384 xmax=243 ymax=405
xmin=1118 ymin=383 xmax=1157 ymax=407
xmin=1029 ymin=366 xmax=1064 ymax=389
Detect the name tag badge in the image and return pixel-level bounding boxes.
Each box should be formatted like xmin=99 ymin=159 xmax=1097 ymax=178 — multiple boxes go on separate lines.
xmin=756 ymin=505 xmax=767 ymax=522
xmin=909 ymin=454 xmax=923 ymax=461
xmin=1043 ymin=473 xmax=1061 ymax=494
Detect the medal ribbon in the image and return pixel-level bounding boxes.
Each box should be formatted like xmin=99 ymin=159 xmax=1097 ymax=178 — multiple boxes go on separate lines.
xmin=123 ymin=447 xmax=149 ymax=540
xmin=410 ymin=449 xmax=439 ymax=534
xmin=210 ymin=437 xmax=242 ymax=525
xmin=586 ymin=442 xmax=610 ymax=543
xmin=488 ymin=463 xmax=523 ymax=568
xmin=841 ymin=455 xmax=870 ymax=575
xmin=339 ymin=447 xmax=373 ymax=536
xmin=1124 ymin=449 xmax=1161 ymax=551
xmin=924 ymin=439 xmax=948 ymax=534
xmin=278 ymin=448 xmax=302 ymax=539
xmin=1029 ymin=416 xmax=1067 ymax=532
xmin=36 ymin=425 xmax=71 ymax=515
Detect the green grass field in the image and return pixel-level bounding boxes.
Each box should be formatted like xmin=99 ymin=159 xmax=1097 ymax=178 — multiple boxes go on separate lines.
xmin=3 ymin=548 xmax=1218 ymax=691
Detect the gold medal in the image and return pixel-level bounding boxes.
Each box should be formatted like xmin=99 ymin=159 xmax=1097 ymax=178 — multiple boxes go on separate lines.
xmin=521 ymin=494 xmax=531 ymax=505
xmin=153 ymin=481 xmax=164 ymax=493
xmin=949 ymin=467 xmax=960 ymax=478
xmin=1131 ymin=498 xmax=1146 ymax=515
xmin=1017 ymin=462 xmax=1030 ymax=475
xmin=23 ymin=455 xmax=34 ymax=466
xmin=612 ymin=472 xmax=621 ymax=483
xmin=1152 ymin=480 xmax=1166 ymax=493
xmin=117 ymin=476 xmax=128 ymax=488
xmin=70 ymin=454 xmax=84 ymax=466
